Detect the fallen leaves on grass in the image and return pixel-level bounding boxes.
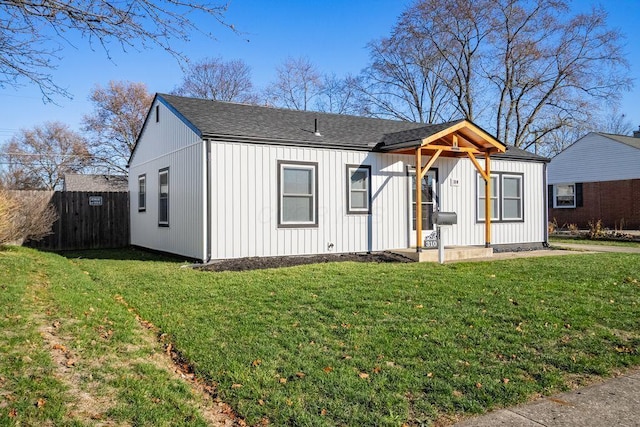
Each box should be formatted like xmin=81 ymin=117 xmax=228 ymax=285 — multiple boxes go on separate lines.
xmin=323 ymin=366 xmax=333 ymax=373
xmin=358 ymin=372 xmax=369 ymax=379
xmin=35 ymin=398 xmax=46 ymax=408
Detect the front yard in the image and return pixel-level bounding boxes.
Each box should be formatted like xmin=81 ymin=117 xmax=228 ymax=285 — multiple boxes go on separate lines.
xmin=1 ymin=246 xmax=639 ymax=426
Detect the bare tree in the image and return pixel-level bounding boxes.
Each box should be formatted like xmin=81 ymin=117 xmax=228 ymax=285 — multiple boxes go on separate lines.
xmin=400 ymin=0 xmax=493 ymax=121
xmin=82 ymin=81 xmax=153 ymax=174
xmin=487 ymin=0 xmax=631 ymax=148
xmin=1 ymin=0 xmax=232 ymax=102
xmin=1 ymin=122 xmax=91 ymax=190
xmin=354 ymin=32 xmax=455 ymax=123
xmin=358 ymin=0 xmax=631 ymax=152
xmin=173 ymin=57 xmax=259 ymax=103
xmin=264 ymin=57 xmax=322 ymax=111
xmin=600 ymin=109 xmax=634 ymax=136
xmin=314 ymin=73 xmax=360 ymax=115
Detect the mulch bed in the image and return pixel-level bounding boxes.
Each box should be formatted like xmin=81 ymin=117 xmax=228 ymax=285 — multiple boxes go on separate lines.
xmin=199 ymin=252 xmax=413 ymax=272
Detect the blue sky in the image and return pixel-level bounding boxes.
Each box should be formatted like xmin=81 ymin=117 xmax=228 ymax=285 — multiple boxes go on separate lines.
xmin=1 ymin=0 xmax=639 ymax=144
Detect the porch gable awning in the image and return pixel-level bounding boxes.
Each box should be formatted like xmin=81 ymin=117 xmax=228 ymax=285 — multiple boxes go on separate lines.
xmin=378 ymin=119 xmax=506 ymax=156
xmin=378 ymin=119 xmax=506 ymax=250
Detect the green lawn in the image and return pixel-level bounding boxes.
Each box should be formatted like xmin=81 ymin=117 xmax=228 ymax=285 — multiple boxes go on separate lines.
xmin=2 ymin=246 xmax=639 ymax=426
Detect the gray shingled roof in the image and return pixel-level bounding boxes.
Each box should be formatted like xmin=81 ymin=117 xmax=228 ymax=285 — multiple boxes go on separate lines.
xmin=156 ymin=94 xmax=546 ymax=162
xmin=160 ymin=94 xmax=426 ymax=150
xmin=379 ymin=120 xmax=466 ymax=149
xmin=596 ymin=132 xmax=640 ymax=150
xmin=63 ymin=174 xmax=128 ymax=192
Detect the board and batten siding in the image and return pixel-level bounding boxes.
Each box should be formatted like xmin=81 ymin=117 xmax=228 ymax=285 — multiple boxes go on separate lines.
xmin=208 ymin=141 xmax=411 ymax=259
xmin=548 ymin=133 xmax=640 ymax=184
xmin=129 ymin=99 xmax=206 ymax=260
xmin=420 ymin=157 xmax=545 ymax=247
xmin=208 ymin=142 xmax=546 ymax=259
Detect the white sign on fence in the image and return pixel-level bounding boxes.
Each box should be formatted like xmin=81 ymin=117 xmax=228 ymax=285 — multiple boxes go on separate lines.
xmin=89 ymin=196 xmax=103 ymax=206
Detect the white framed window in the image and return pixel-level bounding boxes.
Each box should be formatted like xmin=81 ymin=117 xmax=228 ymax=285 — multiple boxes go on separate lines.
xmin=477 ymin=172 xmax=524 ymax=222
xmin=346 ymin=165 xmax=371 ymax=214
xmin=278 ymin=161 xmax=318 ymax=227
xmin=554 ymin=184 xmax=576 ymax=208
xmin=158 ymin=168 xmax=169 ymax=226
xmin=138 ymin=174 xmax=146 ymax=212
xmin=502 ymin=174 xmax=523 ymax=220
xmin=477 ymin=175 xmax=499 ymax=221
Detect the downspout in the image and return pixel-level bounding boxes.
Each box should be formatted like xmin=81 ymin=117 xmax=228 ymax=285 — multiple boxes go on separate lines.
xmin=202 ymin=138 xmax=212 ymax=263
xmin=543 ymin=161 xmax=549 ymax=247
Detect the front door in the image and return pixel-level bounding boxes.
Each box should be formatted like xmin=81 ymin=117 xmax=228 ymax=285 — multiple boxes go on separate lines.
xmin=409 ymin=169 xmax=438 ymax=247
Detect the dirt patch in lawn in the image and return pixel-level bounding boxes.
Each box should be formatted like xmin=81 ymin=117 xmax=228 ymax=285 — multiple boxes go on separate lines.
xmin=199 ymin=251 xmax=413 ymax=272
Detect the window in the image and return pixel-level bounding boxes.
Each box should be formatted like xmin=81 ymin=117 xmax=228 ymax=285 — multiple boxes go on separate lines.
xmin=155 ymin=105 xmax=160 ymax=123
xmin=502 ymin=175 xmax=523 ymax=220
xmin=158 ymin=168 xmax=169 ymax=226
xmin=554 ymin=184 xmax=575 ymax=208
xmin=477 ymin=175 xmax=499 ymax=221
xmin=138 ymin=174 xmax=146 ymax=212
xmin=346 ymin=165 xmax=371 ymax=214
xmin=278 ymin=161 xmax=318 ymax=227
xmin=477 ymin=172 xmax=524 ymax=222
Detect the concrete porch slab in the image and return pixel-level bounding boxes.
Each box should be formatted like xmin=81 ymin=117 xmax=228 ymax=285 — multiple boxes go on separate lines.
xmin=390 ymin=246 xmax=493 ymax=262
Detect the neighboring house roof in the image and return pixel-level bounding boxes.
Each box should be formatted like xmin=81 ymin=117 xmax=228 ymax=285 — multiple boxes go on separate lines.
xmin=595 ymin=132 xmax=640 ymax=150
xmin=133 ymin=93 xmax=546 ymax=162
xmin=63 ymin=174 xmax=128 ymax=192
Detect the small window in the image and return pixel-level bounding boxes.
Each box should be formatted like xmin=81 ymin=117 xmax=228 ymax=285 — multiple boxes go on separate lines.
xmin=278 ymin=161 xmax=318 ymax=227
xmin=346 ymin=165 xmax=371 ymax=214
xmin=155 ymin=105 xmax=160 ymax=123
xmin=502 ymin=175 xmax=523 ymax=220
xmin=138 ymin=174 xmax=146 ymax=212
xmin=554 ymin=184 xmax=575 ymax=208
xmin=158 ymin=168 xmax=169 ymax=226
xmin=477 ymin=175 xmax=499 ymax=221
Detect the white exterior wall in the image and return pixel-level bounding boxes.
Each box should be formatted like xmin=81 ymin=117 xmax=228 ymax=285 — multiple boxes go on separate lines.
xmin=129 ymin=99 xmax=206 ymax=260
xmin=436 ymin=157 xmax=546 ymax=246
xmin=209 ymin=141 xmax=411 ymax=258
xmin=208 ymin=141 xmax=546 ymax=259
xmin=548 ymin=133 xmax=640 ymax=184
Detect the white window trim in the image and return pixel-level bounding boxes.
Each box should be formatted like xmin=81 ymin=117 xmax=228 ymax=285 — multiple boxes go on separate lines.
xmin=278 ymin=161 xmax=318 ymax=227
xmin=158 ymin=168 xmax=169 ymax=227
xmin=553 ymin=183 xmax=576 ymax=208
xmin=346 ymin=165 xmax=371 ymax=214
xmin=138 ymin=174 xmax=146 ymax=212
xmin=502 ymin=174 xmax=523 ymax=221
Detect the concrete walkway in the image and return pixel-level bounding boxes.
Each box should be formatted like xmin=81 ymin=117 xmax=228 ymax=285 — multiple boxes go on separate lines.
xmin=455 ymin=242 xmax=640 ymax=426
xmin=454 ymin=369 xmax=640 ymax=427
xmin=550 ymin=242 xmax=640 ymax=254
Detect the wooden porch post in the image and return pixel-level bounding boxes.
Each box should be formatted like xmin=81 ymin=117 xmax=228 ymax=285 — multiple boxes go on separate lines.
xmin=416 ymin=147 xmax=422 ymax=252
xmin=484 ymin=152 xmax=491 ymax=248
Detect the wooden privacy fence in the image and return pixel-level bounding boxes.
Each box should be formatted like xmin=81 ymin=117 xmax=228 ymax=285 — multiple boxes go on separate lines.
xmin=27 ymin=191 xmax=129 ymax=251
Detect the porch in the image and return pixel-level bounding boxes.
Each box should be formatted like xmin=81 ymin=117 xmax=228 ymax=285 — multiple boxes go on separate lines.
xmin=390 ymin=246 xmax=494 ymax=263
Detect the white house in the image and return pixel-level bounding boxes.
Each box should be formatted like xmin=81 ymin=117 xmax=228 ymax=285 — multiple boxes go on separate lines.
xmin=128 ymin=94 xmax=549 ymax=262
xmin=548 ymin=131 xmax=640 ymax=229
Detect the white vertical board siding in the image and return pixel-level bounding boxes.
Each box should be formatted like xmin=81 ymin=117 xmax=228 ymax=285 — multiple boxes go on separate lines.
xmin=129 ymin=99 xmax=205 ymax=260
xmin=436 ymin=157 xmax=545 ymax=246
xmin=209 ymin=142 xmax=411 ymax=259
xmin=207 ymin=142 xmax=545 ymax=258
xmin=548 ymin=133 xmax=640 ymax=184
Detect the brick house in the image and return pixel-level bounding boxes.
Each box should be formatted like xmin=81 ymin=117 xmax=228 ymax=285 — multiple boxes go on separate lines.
xmin=548 ymin=130 xmax=640 ymax=230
